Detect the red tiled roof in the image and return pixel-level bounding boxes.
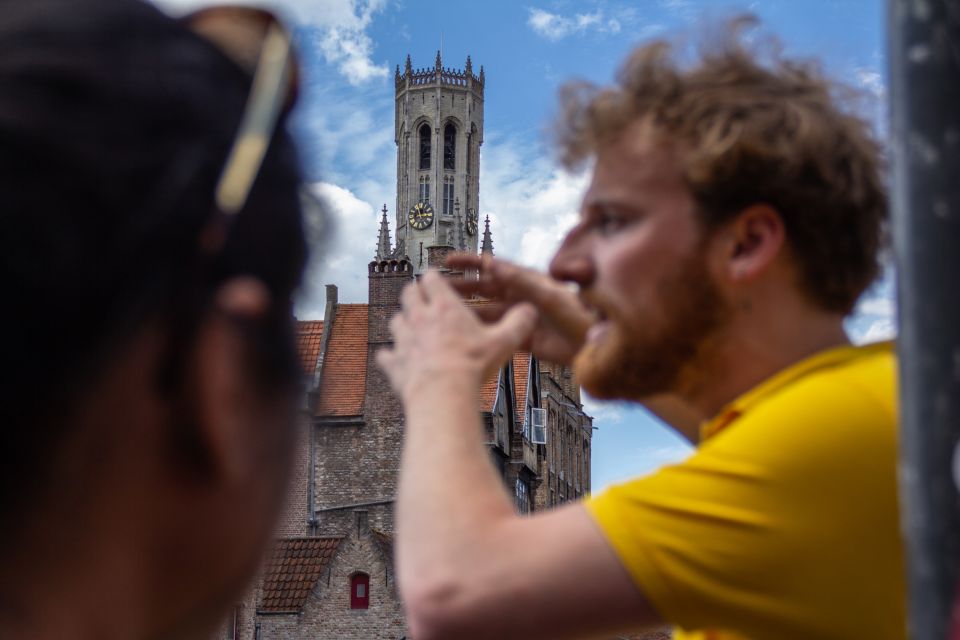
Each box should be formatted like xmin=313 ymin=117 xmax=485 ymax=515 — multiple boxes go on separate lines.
xmin=315 ymin=304 xmax=368 ymax=417
xmin=259 ymin=537 xmax=341 ymax=613
xmin=295 ymin=320 xmax=324 ymax=377
xmin=479 ymin=370 xmax=499 ymax=412
xmin=513 ymin=352 xmax=531 ymax=411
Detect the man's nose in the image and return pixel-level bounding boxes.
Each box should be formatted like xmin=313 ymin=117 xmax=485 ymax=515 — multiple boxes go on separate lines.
xmin=549 ymin=228 xmax=595 ymax=286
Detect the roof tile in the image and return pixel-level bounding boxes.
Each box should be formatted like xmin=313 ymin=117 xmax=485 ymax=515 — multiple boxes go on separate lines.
xmin=513 ymin=352 xmax=531 ymax=411
xmin=314 ymin=305 xmax=368 ymax=417
xmin=259 ymin=537 xmax=341 ymax=613
xmin=295 ymin=320 xmax=324 ymax=377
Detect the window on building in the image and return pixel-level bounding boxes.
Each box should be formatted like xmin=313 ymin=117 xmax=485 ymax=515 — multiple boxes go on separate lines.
xmin=350 ymin=573 xmax=370 ymax=609
xmin=419 ymin=175 xmax=430 ymax=204
xmin=443 ymin=177 xmax=454 ymax=215
xmin=466 ymin=132 xmax=472 ymax=174
xmin=443 ymin=123 xmax=456 ymax=170
xmin=515 ymin=477 xmax=531 ymax=515
xmin=419 ymin=124 xmax=431 ymax=170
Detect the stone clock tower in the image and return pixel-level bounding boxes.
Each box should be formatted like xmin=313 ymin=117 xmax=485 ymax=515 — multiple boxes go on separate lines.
xmin=391 ymin=51 xmax=484 ymax=273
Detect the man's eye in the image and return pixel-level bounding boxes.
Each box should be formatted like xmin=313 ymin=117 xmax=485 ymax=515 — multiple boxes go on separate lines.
xmin=596 ymin=214 xmax=626 ymax=234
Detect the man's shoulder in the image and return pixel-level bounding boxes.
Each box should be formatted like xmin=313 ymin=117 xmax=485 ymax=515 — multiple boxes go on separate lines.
xmin=736 ymin=341 xmax=895 ymax=432
xmin=701 ymin=341 xmax=897 ymax=471
xmin=764 ymin=340 xmax=895 ymax=421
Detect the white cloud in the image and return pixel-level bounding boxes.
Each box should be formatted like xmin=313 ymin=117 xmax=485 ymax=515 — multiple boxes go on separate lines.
xmin=659 ymin=0 xmax=696 ymax=21
xmin=856 ymin=296 xmax=896 ymax=318
xmin=478 ymin=137 xmax=588 ymax=270
xmin=151 ymin=0 xmax=388 ymax=85
xmin=295 ymin=181 xmax=380 ymax=318
xmin=527 ymin=8 xmax=623 ymax=41
xmin=854 ymin=317 xmax=897 ymax=345
xmin=854 ymin=67 xmax=885 ymax=98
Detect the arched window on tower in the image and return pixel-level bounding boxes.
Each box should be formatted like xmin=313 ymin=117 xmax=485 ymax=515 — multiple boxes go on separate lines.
xmin=419 ymin=124 xmax=431 ymax=170
xmin=443 ymin=123 xmax=456 ymax=170
xmin=350 ymin=573 xmax=370 ymax=609
xmin=466 ymin=130 xmax=472 ymax=174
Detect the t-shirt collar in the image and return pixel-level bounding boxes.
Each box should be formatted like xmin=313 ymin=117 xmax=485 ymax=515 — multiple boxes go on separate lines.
xmin=700 ymin=340 xmax=894 ymax=441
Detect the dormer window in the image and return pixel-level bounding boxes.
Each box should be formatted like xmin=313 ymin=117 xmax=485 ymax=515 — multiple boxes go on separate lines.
xmin=350 ymin=573 xmax=370 ymax=609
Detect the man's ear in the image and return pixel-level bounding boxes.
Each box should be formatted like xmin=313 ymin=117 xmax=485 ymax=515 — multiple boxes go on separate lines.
xmin=720 ymin=204 xmax=786 ymax=283
xmin=188 ymin=277 xmax=272 ymax=483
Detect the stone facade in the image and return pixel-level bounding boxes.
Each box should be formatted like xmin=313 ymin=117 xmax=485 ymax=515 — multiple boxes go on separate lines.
xmin=394 ymin=53 xmax=484 ymax=273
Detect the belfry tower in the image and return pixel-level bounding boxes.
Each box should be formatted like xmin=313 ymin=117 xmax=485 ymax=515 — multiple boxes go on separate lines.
xmin=389 ymin=51 xmax=484 ymax=273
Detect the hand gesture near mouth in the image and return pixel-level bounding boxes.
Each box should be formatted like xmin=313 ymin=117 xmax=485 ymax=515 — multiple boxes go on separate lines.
xmin=444 ymin=253 xmax=594 ymax=366
xmin=377 ymin=270 xmax=539 ymax=402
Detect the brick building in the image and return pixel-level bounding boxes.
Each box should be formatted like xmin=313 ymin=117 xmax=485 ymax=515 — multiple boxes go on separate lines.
xmin=217 ymin=53 xmax=594 ymax=640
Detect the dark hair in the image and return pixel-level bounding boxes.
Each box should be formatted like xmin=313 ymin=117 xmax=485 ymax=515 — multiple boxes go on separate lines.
xmin=0 ymin=0 xmax=314 ymax=517
xmin=556 ymin=17 xmax=887 ymax=314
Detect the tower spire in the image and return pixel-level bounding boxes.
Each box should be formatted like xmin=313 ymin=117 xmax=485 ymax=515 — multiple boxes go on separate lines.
xmin=480 ymin=215 xmax=494 ymax=256
xmin=376 ymin=203 xmax=392 ymax=259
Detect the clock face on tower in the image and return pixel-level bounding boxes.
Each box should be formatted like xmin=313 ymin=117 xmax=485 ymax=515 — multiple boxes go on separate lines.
xmin=408 ymin=201 xmax=434 ymax=230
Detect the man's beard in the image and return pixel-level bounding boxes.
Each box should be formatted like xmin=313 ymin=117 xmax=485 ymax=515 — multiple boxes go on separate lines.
xmin=574 ymin=252 xmax=729 ymax=401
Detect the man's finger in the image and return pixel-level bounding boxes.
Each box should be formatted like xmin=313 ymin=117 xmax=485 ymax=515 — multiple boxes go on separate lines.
xmin=400 ymin=278 xmax=424 ymax=312
xmin=419 ymin=270 xmax=460 ymax=305
xmin=445 ymin=251 xmax=484 ymax=271
xmin=486 ymin=302 xmax=539 ymax=356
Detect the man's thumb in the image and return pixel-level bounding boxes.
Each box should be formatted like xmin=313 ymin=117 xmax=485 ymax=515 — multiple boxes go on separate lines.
xmin=488 ymin=302 xmax=538 ymax=355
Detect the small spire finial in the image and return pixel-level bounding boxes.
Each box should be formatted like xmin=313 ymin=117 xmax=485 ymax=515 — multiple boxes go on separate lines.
xmin=435 ymin=49 xmax=442 ymax=70
xmin=395 ymin=64 xmax=400 ymax=80
xmin=376 ymin=204 xmax=392 ymax=259
xmin=465 ymin=55 xmax=473 ymax=74
xmin=481 ymin=214 xmax=494 ymax=256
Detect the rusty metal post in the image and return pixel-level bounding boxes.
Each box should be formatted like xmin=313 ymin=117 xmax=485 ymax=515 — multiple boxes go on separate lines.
xmin=888 ymin=0 xmax=960 ymax=637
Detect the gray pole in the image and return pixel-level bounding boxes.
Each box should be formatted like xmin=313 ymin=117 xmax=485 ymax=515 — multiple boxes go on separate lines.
xmin=888 ymin=0 xmax=960 ymax=637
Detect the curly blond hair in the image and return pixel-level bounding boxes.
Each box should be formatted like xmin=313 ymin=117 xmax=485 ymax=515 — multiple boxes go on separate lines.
xmin=556 ymin=18 xmax=886 ymax=314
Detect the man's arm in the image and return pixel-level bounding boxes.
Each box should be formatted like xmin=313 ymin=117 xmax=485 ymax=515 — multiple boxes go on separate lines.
xmin=378 ymin=272 xmax=661 ymax=640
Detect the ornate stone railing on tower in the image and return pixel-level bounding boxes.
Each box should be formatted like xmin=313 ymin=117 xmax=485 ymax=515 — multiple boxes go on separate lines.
xmin=395 ymin=53 xmax=484 ymax=94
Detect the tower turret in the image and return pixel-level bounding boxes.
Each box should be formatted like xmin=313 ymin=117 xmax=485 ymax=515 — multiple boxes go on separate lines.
xmin=481 ymin=214 xmax=494 ymax=256
xmin=375 ymin=203 xmax=392 ymax=259
xmin=393 ymin=52 xmax=484 ymax=274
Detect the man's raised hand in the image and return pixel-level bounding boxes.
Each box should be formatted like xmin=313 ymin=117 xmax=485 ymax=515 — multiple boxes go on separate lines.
xmin=445 ymin=253 xmax=593 ymax=366
xmin=376 ymin=271 xmax=538 ymax=402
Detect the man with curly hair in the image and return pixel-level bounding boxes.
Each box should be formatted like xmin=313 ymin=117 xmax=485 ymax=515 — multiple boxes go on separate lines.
xmin=378 ymin=20 xmax=902 ymax=640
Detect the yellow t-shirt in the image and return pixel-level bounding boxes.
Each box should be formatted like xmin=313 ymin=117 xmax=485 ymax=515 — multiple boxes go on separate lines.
xmin=586 ymin=342 xmax=905 ymax=640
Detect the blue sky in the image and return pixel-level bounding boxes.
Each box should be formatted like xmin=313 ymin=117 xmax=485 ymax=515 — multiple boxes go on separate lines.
xmin=156 ymin=0 xmax=894 ymax=492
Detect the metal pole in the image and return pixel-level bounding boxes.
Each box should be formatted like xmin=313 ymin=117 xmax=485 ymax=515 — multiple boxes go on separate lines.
xmin=888 ymin=1 xmax=960 ymax=637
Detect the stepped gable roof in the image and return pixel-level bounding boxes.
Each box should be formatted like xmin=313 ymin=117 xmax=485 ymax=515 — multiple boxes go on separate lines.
xmin=295 ymin=320 xmax=324 ymax=377
xmin=259 ymin=537 xmax=341 ymax=613
xmin=315 ymin=304 xmax=368 ymax=417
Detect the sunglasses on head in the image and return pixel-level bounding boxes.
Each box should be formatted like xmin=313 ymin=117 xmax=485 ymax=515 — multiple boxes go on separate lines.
xmin=184 ymin=6 xmax=328 ymax=257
